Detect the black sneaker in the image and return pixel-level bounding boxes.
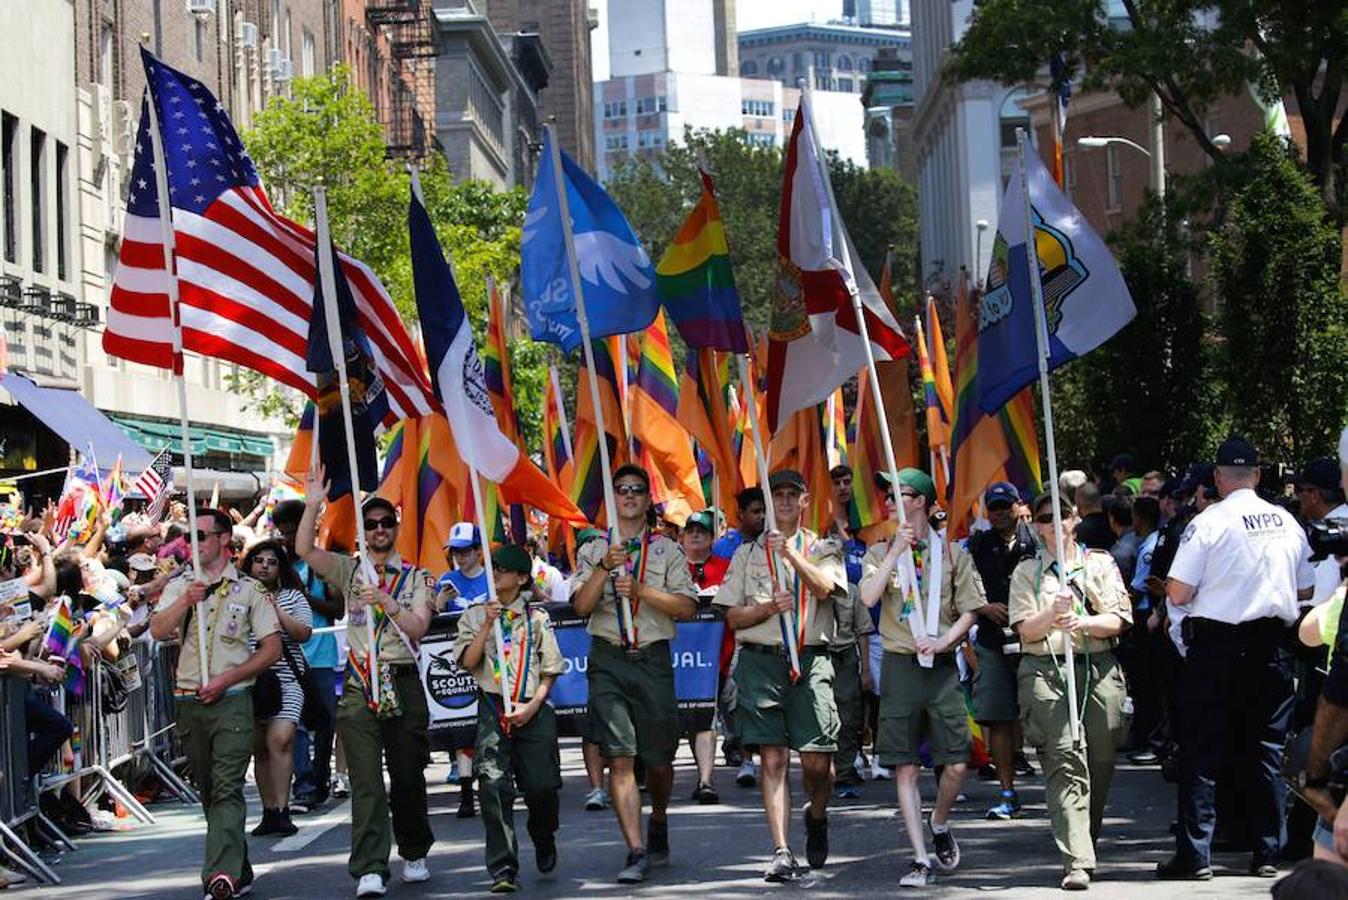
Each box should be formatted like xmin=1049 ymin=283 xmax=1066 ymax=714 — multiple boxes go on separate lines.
xmin=930 ymin=819 xmax=960 ymax=870
xmin=457 ymin=786 xmax=476 ymax=819
xmin=764 ymin=846 xmax=799 ymax=883
xmin=1013 ymin=752 xmax=1036 ymax=778
xmin=617 ymin=850 xmax=651 ymax=884
xmin=1155 ymin=856 xmax=1213 ymax=880
xmin=489 ymin=870 xmax=518 ymax=893
xmin=647 ymin=818 xmax=670 ymax=867
xmin=204 ymin=873 xmax=235 ymax=900
xmin=692 ymin=782 xmax=719 ymax=804
xmin=273 ymin=810 xmax=298 ymax=837
xmin=536 ymin=838 xmax=557 ymax=874
xmin=804 ymin=802 xmax=829 ymax=868
xmin=250 ymin=809 xmax=279 ymax=837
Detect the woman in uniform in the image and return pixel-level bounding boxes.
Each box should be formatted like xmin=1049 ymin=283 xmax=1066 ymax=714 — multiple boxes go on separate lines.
xmin=1009 ymin=492 xmax=1132 ymax=891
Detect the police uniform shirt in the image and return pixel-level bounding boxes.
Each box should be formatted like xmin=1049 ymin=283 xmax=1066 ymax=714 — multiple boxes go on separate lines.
xmin=572 ymin=530 xmax=697 ymax=648
xmin=862 ymin=531 xmax=986 ymax=655
xmin=1008 ymin=549 xmax=1133 ymax=656
xmin=1311 ymin=502 xmax=1348 ymax=605
xmin=713 ymin=530 xmax=847 ymax=648
xmin=331 ymin=553 xmax=436 ymax=665
xmin=828 ymin=583 xmax=876 ymax=650
xmin=1168 ymin=487 xmax=1314 ymax=625
xmin=155 ymin=565 xmax=280 ymax=693
xmin=453 ymin=593 xmax=564 ymax=698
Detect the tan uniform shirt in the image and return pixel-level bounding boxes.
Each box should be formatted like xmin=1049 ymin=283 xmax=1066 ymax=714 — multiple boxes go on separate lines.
xmin=713 ymin=530 xmax=847 ymax=648
xmin=454 ymin=594 xmax=565 ymax=698
xmin=1008 ymin=549 xmax=1134 ymax=656
xmin=332 ymin=553 xmax=436 ymax=665
xmin=863 ymin=532 xmax=987 ymax=655
xmin=155 ymin=564 xmax=280 ymax=693
xmin=572 ymin=530 xmax=697 ymax=648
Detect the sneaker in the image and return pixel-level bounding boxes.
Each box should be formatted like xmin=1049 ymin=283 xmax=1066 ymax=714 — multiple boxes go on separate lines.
xmin=930 ymin=818 xmax=960 ymax=870
xmin=725 ymin=749 xmax=744 ymax=768
xmin=355 ymin=873 xmax=387 ymax=898
xmin=274 ymin=810 xmax=298 ymax=837
xmin=1155 ymin=856 xmax=1213 ymax=880
xmin=871 ymin=760 xmax=893 ymax=781
xmin=1128 ymin=748 xmax=1160 ymax=765
xmin=764 ymin=846 xmax=799 ymax=883
xmin=736 ymin=761 xmax=758 ymax=787
xmin=1061 ymin=868 xmax=1091 ymax=891
xmin=445 ymin=766 xmax=460 ymax=785
xmin=584 ymin=788 xmax=610 ymax=811
xmin=1249 ymin=861 xmax=1278 ymax=878
xmin=489 ymin=871 xmax=518 ymax=893
xmin=836 ymin=783 xmax=861 ymax=799
xmin=986 ymin=789 xmax=1021 ymax=820
xmin=977 ymin=763 xmax=999 ymax=781
xmin=250 ymin=810 xmax=278 ymax=837
xmin=289 ymin=798 xmax=314 ymax=815
xmin=205 ymin=873 xmax=235 ymax=900
xmin=647 ymin=818 xmax=670 ymax=867
xmin=457 ymin=787 xmax=476 ymax=819
xmin=617 ymin=849 xmax=651 ymax=884
xmin=232 ymin=882 xmax=253 ymax=898
xmin=855 ymin=752 xmax=869 ymax=780
xmin=332 ymin=773 xmax=351 ymax=799
xmin=536 ymin=839 xmax=557 ymax=873
xmin=692 ymin=781 xmax=719 ymax=804
xmin=899 ymin=860 xmax=933 ymax=887
xmin=804 ymin=802 xmax=829 ymax=868
xmin=1014 ymin=752 xmax=1036 ymax=778
xmin=402 ymin=858 xmax=430 ymax=884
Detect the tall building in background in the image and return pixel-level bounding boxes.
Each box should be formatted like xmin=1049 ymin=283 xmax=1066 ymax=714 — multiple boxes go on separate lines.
xmin=345 ymin=0 xmax=438 ymax=159
xmin=484 ymin=0 xmax=597 ymax=172
xmin=861 ymin=45 xmax=914 ymax=178
xmin=736 ymin=21 xmax=908 ymax=96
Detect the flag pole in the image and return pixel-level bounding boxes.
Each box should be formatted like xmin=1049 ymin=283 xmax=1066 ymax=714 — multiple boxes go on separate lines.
xmin=1017 ymin=127 xmax=1080 ymax=742
xmin=799 ymin=87 xmax=931 ymax=666
xmin=735 ymin=352 xmax=801 ymax=679
xmin=549 ymin=364 xmax=574 ymax=460
xmin=142 ymin=74 xmax=208 ymax=678
xmin=313 ymin=184 xmax=377 ymax=709
xmin=546 ymin=125 xmax=633 ymax=645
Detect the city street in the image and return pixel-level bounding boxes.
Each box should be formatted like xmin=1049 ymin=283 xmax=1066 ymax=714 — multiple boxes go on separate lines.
xmin=22 ymin=740 xmax=1279 ymax=899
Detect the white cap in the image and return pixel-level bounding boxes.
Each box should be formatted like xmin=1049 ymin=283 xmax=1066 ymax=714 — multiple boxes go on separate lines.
xmin=446 ymin=522 xmax=480 ymax=549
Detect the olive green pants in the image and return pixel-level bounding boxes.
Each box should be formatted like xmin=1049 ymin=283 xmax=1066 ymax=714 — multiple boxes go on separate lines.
xmin=830 ymin=644 xmax=864 ymax=785
xmin=178 ymin=692 xmax=254 ymax=889
xmin=475 ymin=694 xmax=562 ymax=878
xmin=337 ymin=670 xmax=434 ymax=881
xmin=1018 ymin=651 xmax=1128 ymax=872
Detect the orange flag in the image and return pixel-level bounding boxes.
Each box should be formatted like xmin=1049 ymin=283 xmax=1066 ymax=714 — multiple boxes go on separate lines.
xmin=630 ymin=310 xmax=704 ymax=513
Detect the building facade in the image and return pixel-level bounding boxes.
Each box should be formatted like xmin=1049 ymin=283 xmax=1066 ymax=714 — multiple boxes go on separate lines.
xmin=341 ymin=0 xmax=437 ymax=160
xmin=736 ymin=21 xmax=909 ymax=97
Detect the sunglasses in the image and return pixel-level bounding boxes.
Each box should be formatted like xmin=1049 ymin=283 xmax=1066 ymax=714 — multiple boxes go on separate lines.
xmin=615 ymin=484 xmax=649 ymax=496
xmin=899 ymin=491 xmax=921 ymax=500
xmin=364 ymin=516 xmax=398 ymax=530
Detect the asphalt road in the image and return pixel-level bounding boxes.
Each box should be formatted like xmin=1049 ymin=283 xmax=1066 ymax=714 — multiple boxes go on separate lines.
xmin=17 ymin=740 xmax=1284 ymax=899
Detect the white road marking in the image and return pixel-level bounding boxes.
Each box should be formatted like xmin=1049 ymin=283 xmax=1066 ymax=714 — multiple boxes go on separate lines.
xmin=271 ymin=801 xmax=352 ymax=852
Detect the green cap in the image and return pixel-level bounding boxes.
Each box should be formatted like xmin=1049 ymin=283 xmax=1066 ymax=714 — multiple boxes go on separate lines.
xmin=575 ymin=527 xmax=605 ymax=548
xmin=877 ymin=467 xmax=936 ymax=504
xmin=685 ymin=510 xmax=715 ymax=533
xmin=493 ymin=543 xmax=532 ymax=576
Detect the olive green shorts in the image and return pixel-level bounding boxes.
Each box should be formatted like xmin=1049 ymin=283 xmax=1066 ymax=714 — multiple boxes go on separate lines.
xmin=876 ymin=651 xmax=970 ymax=767
xmin=586 ymin=638 xmax=680 ymax=767
xmin=733 ymin=645 xmax=839 ymax=753
xmin=973 ymin=643 xmax=1020 ymax=724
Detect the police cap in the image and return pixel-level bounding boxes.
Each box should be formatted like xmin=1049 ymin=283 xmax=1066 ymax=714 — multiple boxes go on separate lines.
xmin=1215 ymin=435 xmax=1258 ymax=467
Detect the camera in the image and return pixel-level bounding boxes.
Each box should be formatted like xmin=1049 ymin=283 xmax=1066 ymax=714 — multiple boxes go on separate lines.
xmin=1307 ymin=517 xmax=1348 ymax=562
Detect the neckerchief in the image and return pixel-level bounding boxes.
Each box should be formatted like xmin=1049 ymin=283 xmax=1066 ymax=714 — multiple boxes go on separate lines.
xmin=788 ymin=531 xmax=810 ymax=677
xmin=615 ymin=529 xmax=651 ymax=649
xmin=492 ymin=603 xmax=533 ymax=709
xmin=1035 ymin=547 xmax=1093 ymax=727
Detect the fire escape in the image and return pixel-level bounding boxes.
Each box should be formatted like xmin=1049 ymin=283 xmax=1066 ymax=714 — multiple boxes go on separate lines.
xmin=366 ymin=0 xmax=436 ymax=160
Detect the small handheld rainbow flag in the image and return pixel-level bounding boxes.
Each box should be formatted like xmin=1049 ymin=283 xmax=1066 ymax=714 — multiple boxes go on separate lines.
xmin=44 ymin=598 xmax=76 ymax=660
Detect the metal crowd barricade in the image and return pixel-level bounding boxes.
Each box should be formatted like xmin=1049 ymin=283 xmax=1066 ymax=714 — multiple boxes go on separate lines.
xmin=0 ymin=675 xmax=61 ymax=884
xmin=126 ymin=641 xmax=197 ymax=805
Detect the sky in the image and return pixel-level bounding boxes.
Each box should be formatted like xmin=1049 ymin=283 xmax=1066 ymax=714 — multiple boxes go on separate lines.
xmin=591 ymin=1 xmax=845 ymax=82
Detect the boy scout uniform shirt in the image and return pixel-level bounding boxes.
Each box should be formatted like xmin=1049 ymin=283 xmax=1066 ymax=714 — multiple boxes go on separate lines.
xmin=155 ymin=565 xmax=280 ymax=693
xmin=331 ymin=553 xmax=435 ymax=665
xmin=572 ymin=531 xmax=697 ymax=648
xmin=863 ymin=532 xmax=987 ymax=655
xmin=453 ymin=596 xmax=565 ymax=698
xmin=1008 ymin=549 xmax=1134 ymax=656
xmin=713 ymin=530 xmax=847 ymax=647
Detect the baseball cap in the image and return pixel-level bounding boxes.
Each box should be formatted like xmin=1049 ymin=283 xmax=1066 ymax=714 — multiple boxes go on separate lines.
xmin=984 ymin=481 xmax=1018 ymax=507
xmin=493 ymin=544 xmax=532 ymax=576
xmin=575 ymin=527 xmax=605 ymax=548
xmin=768 ymin=469 xmax=807 ymax=492
xmin=1215 ymin=435 xmax=1258 ymax=467
xmin=1295 ymin=457 xmax=1341 ymax=493
xmin=876 ymin=468 xmax=936 ymax=504
xmin=1109 ymin=453 xmax=1138 ymax=473
xmin=685 ymin=510 xmax=715 ymax=533
xmin=127 ymin=553 xmax=157 ymax=573
xmin=1181 ymin=463 xmax=1216 ymax=495
xmin=446 ymin=522 xmax=481 ymax=550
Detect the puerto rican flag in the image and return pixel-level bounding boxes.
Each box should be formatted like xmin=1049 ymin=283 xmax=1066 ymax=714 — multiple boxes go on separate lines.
xmin=103 ymin=47 xmax=433 ymax=424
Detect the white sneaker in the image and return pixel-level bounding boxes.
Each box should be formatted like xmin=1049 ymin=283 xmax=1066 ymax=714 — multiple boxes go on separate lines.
xmin=871 ymin=761 xmax=893 ymax=781
xmin=736 ymin=760 xmax=758 ymax=787
xmin=355 ymin=873 xmax=387 ymax=897
xmin=402 ymin=858 xmax=430 ymax=883
xmin=855 ymin=753 xmax=870 ymax=781
xmin=584 ymin=788 xmax=610 ymax=810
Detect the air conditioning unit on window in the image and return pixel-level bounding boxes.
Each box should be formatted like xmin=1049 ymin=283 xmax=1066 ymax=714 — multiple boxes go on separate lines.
xmin=186 ymin=0 xmax=216 ymax=16
xmin=240 ymin=22 xmax=258 ymax=49
xmin=275 ymin=59 xmax=293 ymax=82
xmin=267 ymin=46 xmax=284 ymax=72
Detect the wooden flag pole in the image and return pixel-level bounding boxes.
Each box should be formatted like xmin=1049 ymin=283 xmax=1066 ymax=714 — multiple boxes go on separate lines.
xmin=313 ymin=185 xmax=378 ymax=708
xmin=545 ymin=125 xmax=633 ymax=645
xmin=143 ymin=73 xmax=208 ymax=677
xmin=1017 ymin=127 xmax=1080 ymax=742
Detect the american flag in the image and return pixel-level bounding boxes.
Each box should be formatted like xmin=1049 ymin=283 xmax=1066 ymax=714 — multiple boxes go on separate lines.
xmin=132 ymin=449 xmax=174 ymax=522
xmin=103 ymin=47 xmax=434 ymax=423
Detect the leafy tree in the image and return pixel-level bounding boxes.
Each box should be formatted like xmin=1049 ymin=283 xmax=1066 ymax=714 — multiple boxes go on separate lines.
xmin=946 ymin=1 xmax=1348 ymax=226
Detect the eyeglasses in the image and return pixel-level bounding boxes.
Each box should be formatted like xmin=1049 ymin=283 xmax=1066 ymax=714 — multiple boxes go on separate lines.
xmin=364 ymin=517 xmax=398 ymax=530
xmin=899 ymin=491 xmax=921 ymax=501
xmin=615 ymin=484 xmax=649 ymax=496
xmin=251 ymin=556 xmax=280 ymax=567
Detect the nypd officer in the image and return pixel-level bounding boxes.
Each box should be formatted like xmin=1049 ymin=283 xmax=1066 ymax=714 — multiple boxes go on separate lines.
xmin=150 ymin=508 xmax=281 ymax=900
xmin=1157 ymin=436 xmax=1314 ymax=881
xmin=299 ymin=465 xmax=437 ymax=899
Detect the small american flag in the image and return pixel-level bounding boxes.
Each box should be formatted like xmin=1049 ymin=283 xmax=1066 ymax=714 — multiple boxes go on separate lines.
xmin=133 ymin=449 xmax=174 ymax=522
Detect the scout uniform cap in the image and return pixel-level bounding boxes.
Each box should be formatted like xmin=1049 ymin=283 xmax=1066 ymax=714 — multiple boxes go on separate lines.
xmin=1294 ymin=457 xmax=1341 ymax=493
xmin=493 ymin=543 xmax=532 ymax=576
xmin=575 ymin=527 xmax=605 ymax=548
xmin=446 ymin=522 xmax=480 ymax=549
xmin=1215 ymin=435 xmax=1258 ymax=467
xmin=876 ymin=468 xmax=937 ymax=505
xmin=768 ymin=469 xmax=807 ymax=491
xmin=685 ymin=510 xmax=715 ymax=533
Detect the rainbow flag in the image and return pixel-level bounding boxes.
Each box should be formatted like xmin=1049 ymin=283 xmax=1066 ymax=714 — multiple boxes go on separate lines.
xmin=677 ymin=348 xmax=740 ymax=522
xmin=101 ymin=455 xmax=126 ymax=522
xmin=825 ymin=388 xmax=847 ymax=470
xmin=655 ymin=169 xmax=748 ymax=353
xmin=45 ymin=597 xmax=76 ymax=660
xmin=543 ymin=366 xmax=578 ymax=564
xmin=484 ymin=279 xmax=524 ymax=450
xmin=578 ymin=336 xmax=629 ymax=462
xmin=1000 ymin=388 xmax=1043 ymax=498
xmin=631 ymin=310 xmax=702 ymax=512
xmin=915 ymin=309 xmax=950 ymax=499
xmin=570 ymin=418 xmax=605 ymax=525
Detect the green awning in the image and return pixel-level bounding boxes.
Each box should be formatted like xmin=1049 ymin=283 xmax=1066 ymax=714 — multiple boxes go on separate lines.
xmin=107 ymin=414 xmax=274 ymax=460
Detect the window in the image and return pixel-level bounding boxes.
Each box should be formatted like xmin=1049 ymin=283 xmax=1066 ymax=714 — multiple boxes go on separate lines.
xmin=302 ymin=30 xmax=316 ymax=76
xmin=656 ymin=95 xmax=667 ymax=112
xmin=838 ymin=78 xmax=854 ymax=93
xmin=30 ymin=128 xmax=45 ymax=274
xmin=2 ymin=113 xmax=15 ymax=264
xmin=783 ymin=106 xmax=796 ymax=122
xmin=1106 ymin=144 xmax=1122 ymax=211
xmin=745 ymin=133 xmax=775 ymax=148
xmin=740 ymin=60 xmax=759 ymax=76
xmin=767 ymin=56 xmax=785 ymax=75
xmin=635 ymin=96 xmax=664 ymax=115
xmin=813 ymin=51 xmax=830 ymax=71
xmin=194 ymin=16 xmax=206 ymax=62
xmin=603 ymin=100 xmax=628 ymax=119
xmin=605 ymin=134 xmax=629 ymax=151
xmin=636 ymin=130 xmax=665 ymax=149
xmin=741 ymin=99 xmax=774 ymax=118
xmin=837 ymin=54 xmax=853 ymax=71
xmin=55 ymin=142 xmax=67 ymax=281
xmin=859 ymin=57 xmax=871 ymax=73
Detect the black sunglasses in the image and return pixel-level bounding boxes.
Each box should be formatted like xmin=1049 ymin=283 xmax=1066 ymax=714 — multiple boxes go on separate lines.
xmin=364 ymin=516 xmax=398 ymax=530
xmin=615 ymin=484 xmax=649 ymax=496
